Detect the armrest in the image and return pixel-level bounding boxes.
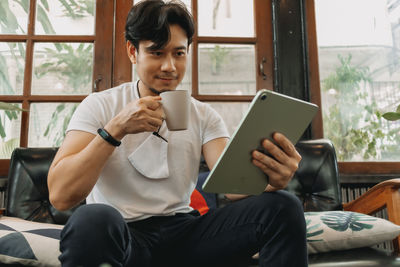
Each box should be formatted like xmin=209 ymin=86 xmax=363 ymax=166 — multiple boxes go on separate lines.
xmin=343 ymin=178 xmax=400 ymax=252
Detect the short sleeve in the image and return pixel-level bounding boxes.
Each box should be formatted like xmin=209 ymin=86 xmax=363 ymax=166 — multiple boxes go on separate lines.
xmin=66 ymin=93 xmax=108 ymax=135
xmin=201 ymin=104 xmax=230 ymax=145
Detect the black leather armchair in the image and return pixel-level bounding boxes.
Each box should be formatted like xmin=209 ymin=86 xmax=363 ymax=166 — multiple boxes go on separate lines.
xmin=3 ymin=139 xmax=400 ymax=266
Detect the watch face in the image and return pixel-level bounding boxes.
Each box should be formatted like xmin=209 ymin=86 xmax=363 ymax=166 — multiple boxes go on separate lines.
xmin=97 ymin=128 xmax=121 ymax=146
xmin=100 ymin=129 xmax=108 ymax=138
xmin=98 ymin=128 xmax=108 ymax=138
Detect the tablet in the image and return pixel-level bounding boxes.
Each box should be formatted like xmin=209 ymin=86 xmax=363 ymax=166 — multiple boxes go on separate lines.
xmin=202 ymin=89 xmax=318 ymax=195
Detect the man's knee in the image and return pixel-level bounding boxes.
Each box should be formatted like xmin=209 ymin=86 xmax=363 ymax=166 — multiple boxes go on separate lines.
xmin=65 ymin=203 xmax=124 ymax=230
xmin=253 ymin=191 xmax=305 ymax=227
xmin=61 ymin=203 xmax=128 ymax=243
xmin=60 ymin=204 xmax=130 ymax=266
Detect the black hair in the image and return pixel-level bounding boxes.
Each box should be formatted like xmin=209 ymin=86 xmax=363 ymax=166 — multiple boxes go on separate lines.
xmin=125 ymin=0 xmax=195 ymax=50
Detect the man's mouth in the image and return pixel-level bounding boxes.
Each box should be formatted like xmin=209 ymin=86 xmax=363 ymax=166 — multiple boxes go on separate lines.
xmin=157 ymin=75 xmax=177 ymax=80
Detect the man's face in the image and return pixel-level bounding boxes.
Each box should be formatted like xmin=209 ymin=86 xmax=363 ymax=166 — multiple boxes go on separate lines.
xmin=127 ymin=24 xmax=188 ymax=96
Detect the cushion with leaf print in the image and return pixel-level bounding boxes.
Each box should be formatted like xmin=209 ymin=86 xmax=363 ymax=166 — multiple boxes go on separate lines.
xmin=305 ymin=211 xmax=400 ymax=254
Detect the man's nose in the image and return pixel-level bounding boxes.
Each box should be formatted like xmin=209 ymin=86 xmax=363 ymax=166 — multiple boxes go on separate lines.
xmin=161 ymin=54 xmax=176 ymax=72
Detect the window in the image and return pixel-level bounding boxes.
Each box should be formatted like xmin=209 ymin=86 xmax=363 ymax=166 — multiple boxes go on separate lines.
xmin=0 ymin=0 xmax=114 ymax=175
xmin=307 ymin=0 xmax=400 ymax=174
xmin=0 ymin=0 xmax=275 ymax=175
xmin=130 ymin=0 xmax=274 ymax=135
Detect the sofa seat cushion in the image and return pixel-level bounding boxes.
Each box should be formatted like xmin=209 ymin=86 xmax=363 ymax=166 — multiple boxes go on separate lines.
xmin=0 ymin=216 xmax=62 ymax=267
xmin=308 ymin=247 xmax=400 ymax=267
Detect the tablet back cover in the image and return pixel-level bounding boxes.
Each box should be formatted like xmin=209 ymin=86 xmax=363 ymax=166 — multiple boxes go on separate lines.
xmin=202 ymin=90 xmax=318 ymax=195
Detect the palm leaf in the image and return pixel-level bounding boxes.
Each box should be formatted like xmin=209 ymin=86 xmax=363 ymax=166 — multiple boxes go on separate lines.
xmin=306 ymin=219 xmax=324 ymax=242
xmin=39 ymin=0 xmax=50 ymax=11
xmin=0 ymin=102 xmax=26 ymax=112
xmin=4 ymin=110 xmax=17 ymax=121
xmin=0 ymin=117 xmax=5 ymax=139
xmin=0 ymin=0 xmax=19 ymax=34
xmin=44 ymin=103 xmax=66 ymax=137
xmin=36 ymin=5 xmax=56 ymax=34
xmin=0 ymin=138 xmax=19 ymax=158
xmin=15 ymin=0 xmax=29 ymax=13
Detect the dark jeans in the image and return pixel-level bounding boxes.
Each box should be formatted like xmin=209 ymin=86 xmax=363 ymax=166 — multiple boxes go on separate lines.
xmin=59 ymin=191 xmax=308 ymax=267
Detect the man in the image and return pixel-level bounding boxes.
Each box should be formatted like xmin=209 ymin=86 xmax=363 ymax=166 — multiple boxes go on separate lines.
xmin=48 ymin=0 xmax=307 ymax=266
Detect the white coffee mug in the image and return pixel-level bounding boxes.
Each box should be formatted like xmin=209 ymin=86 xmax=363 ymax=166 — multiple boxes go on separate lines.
xmin=160 ymin=90 xmax=190 ymax=131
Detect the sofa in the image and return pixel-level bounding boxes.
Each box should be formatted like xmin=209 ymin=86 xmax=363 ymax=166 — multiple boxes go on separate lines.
xmin=0 ymin=139 xmax=400 ymax=266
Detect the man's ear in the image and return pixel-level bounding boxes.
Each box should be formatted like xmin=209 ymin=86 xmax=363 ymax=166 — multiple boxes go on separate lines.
xmin=126 ymin=41 xmax=137 ymax=64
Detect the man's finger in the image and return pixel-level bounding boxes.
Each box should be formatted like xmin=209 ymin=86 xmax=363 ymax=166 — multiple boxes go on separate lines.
xmin=140 ymin=96 xmax=162 ymax=110
xmin=273 ymin=132 xmax=300 ymax=159
xmin=252 ymin=150 xmax=282 ymax=173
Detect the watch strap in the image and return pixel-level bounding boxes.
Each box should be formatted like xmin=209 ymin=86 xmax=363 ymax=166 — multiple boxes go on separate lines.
xmin=97 ymin=128 xmax=121 ymax=147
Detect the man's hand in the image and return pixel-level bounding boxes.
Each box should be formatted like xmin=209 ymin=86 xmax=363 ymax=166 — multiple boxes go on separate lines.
xmin=107 ymin=96 xmax=164 ymax=140
xmin=251 ymin=132 xmax=302 ymax=191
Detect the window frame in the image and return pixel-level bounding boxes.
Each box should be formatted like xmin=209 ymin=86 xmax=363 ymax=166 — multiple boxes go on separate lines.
xmin=116 ymin=0 xmax=274 ymax=103
xmin=305 ymin=0 xmax=400 ymax=175
xmin=0 ymin=0 xmax=114 ymax=176
xmin=0 ymin=0 xmax=276 ymax=175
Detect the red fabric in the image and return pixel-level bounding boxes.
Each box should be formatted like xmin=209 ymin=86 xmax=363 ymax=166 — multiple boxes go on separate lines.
xmin=189 ymin=189 xmax=209 ymax=215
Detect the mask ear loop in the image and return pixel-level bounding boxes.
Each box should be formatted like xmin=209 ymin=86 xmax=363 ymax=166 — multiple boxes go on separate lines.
xmin=153 ymin=123 xmax=168 ymax=143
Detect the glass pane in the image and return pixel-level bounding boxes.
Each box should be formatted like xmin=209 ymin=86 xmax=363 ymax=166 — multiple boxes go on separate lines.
xmin=0 ymin=42 xmax=25 ymax=95
xmin=32 ymin=43 xmax=93 ymax=95
xmin=198 ymin=0 xmax=254 ymax=37
xmin=207 ymin=102 xmax=250 ymax=136
xmin=316 ymin=0 xmax=400 ymax=161
xmin=28 ymin=102 xmax=79 ymax=147
xmin=0 ymin=103 xmax=21 ymax=159
xmin=199 ymin=44 xmax=256 ymax=95
xmin=35 ymin=0 xmax=95 ymax=35
xmin=0 ymin=0 xmax=29 ymax=34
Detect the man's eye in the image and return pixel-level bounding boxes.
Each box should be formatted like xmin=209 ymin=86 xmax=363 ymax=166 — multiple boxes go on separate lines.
xmin=151 ymin=51 xmax=162 ymax=56
xmin=177 ymin=51 xmax=186 ymax=56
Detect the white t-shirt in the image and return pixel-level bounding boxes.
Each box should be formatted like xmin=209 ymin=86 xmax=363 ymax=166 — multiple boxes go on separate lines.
xmin=67 ymin=82 xmax=229 ymax=221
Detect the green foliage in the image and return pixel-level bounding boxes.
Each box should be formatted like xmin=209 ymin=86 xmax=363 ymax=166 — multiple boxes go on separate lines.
xmin=322 ymin=55 xmax=372 ymax=93
xmin=0 ymin=0 xmax=54 ymax=148
xmin=34 ymin=42 xmax=92 ymax=146
xmin=322 ymin=54 xmax=399 ymax=161
xmin=34 ymin=43 xmax=93 ymax=91
xmin=0 ymin=138 xmax=20 ymax=159
xmin=383 ymin=104 xmax=400 ymax=121
xmin=59 ymin=0 xmax=95 ymax=19
xmin=43 ymin=103 xmax=78 ymax=147
xmin=209 ymin=45 xmax=231 ymax=75
xmin=1 ymin=0 xmax=93 ymax=149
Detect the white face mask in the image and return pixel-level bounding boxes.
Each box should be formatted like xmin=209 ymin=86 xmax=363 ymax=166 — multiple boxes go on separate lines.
xmin=128 ymin=124 xmax=169 ymax=179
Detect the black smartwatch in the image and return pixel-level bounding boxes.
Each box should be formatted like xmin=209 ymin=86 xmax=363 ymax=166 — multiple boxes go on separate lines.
xmin=97 ymin=128 xmax=121 ymax=147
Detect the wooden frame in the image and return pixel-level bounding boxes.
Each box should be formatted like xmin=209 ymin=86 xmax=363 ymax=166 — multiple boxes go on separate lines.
xmin=0 ymin=0 xmax=114 ymax=176
xmin=343 ymin=179 xmax=400 ymax=252
xmin=118 ymin=0 xmax=274 ymax=101
xmin=0 ymin=0 xmax=275 ymax=176
xmin=191 ymin=0 xmax=273 ymax=102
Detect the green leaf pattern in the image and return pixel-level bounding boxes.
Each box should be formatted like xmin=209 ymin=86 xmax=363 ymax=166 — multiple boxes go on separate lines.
xmin=320 ymin=211 xmax=376 ymax=232
xmin=305 ymin=211 xmax=378 ymax=242
xmin=306 ymin=219 xmax=324 ymax=242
